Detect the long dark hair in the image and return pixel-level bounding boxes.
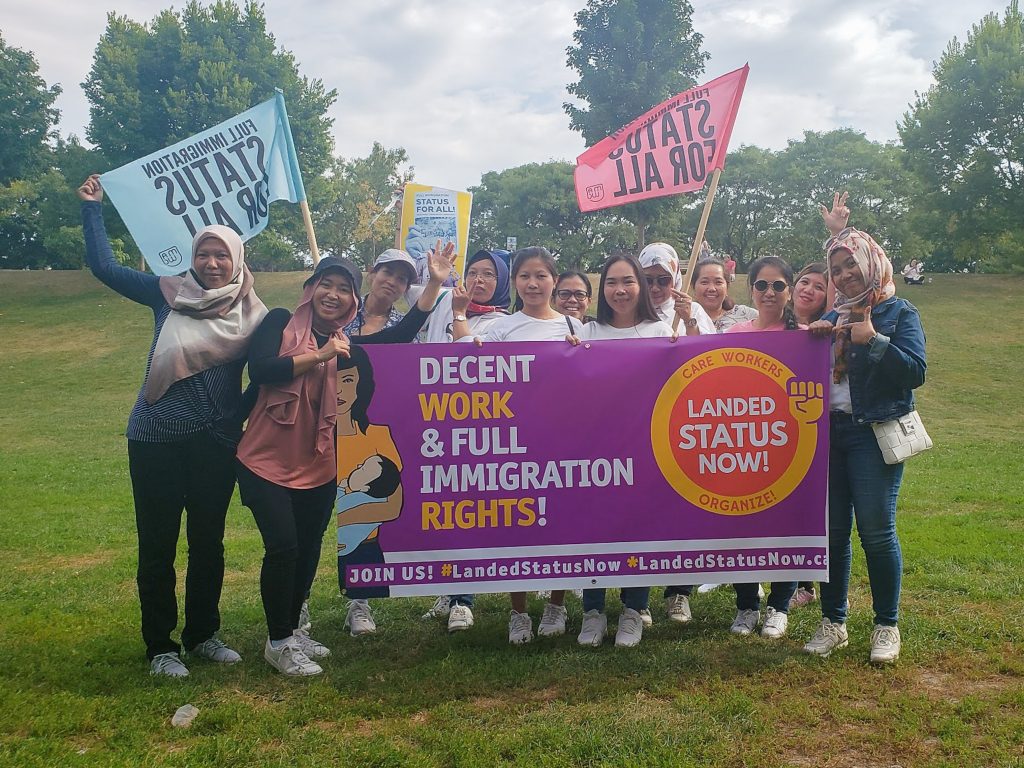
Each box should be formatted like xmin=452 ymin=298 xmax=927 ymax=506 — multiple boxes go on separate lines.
xmin=690 ymin=258 xmax=735 ymax=311
xmin=794 ymin=261 xmax=828 ymax=322
xmin=337 ymin=344 xmax=375 ymax=434
xmin=511 ymin=247 xmax=558 ymax=312
xmin=595 ymin=253 xmax=661 ymax=326
xmin=748 ymin=256 xmax=799 ymax=330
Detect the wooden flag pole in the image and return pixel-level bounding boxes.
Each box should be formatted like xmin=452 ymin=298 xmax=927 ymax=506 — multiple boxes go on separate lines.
xmin=300 ymin=199 xmax=321 ymax=264
xmin=672 ymin=167 xmax=723 ymax=334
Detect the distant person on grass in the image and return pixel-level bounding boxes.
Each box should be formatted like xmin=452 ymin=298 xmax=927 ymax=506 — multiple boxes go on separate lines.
xmin=901 ymin=259 xmax=925 ymax=286
xmin=804 ymin=194 xmax=927 ymax=664
xmin=77 ymin=174 xmax=267 ymax=678
xmin=235 ymin=248 xmax=451 ymax=676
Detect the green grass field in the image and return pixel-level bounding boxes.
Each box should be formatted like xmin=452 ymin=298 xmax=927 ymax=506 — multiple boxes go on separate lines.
xmin=0 ymin=270 xmax=1022 ymax=768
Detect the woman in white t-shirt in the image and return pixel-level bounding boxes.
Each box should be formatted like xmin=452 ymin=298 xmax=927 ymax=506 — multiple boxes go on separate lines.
xmin=453 ymin=247 xmax=584 ymax=645
xmin=567 ymin=254 xmax=673 ymax=648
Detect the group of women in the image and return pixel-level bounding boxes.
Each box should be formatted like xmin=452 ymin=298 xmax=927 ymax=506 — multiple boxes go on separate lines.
xmin=78 ymin=174 xmax=925 ymax=676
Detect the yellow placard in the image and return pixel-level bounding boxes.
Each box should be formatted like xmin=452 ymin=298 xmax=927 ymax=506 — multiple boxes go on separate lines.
xmin=398 ymin=183 xmax=473 ymax=278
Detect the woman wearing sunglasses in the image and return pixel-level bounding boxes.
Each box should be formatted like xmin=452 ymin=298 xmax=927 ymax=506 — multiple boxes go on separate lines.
xmin=802 ymin=206 xmax=926 ymax=665
xmin=638 ymin=243 xmax=715 ymax=336
xmin=723 ymin=256 xmax=804 ymax=639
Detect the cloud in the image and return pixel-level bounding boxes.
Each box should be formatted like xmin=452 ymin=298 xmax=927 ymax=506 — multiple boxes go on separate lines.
xmin=0 ymin=0 xmax=1004 ymax=190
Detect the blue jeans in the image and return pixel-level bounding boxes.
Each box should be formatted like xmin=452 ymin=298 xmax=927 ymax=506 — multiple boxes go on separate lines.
xmin=583 ymin=587 xmax=650 ymax=613
xmin=734 ymin=581 xmax=798 ymax=612
xmin=821 ymin=414 xmax=904 ymax=627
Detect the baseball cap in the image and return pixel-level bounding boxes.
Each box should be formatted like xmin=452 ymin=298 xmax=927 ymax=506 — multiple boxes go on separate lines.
xmin=372 ymin=249 xmax=417 ymax=285
xmin=304 ymin=255 xmax=363 ymax=296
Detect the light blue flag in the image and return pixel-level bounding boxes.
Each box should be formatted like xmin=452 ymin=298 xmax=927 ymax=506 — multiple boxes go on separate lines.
xmin=100 ymin=92 xmax=306 ymax=276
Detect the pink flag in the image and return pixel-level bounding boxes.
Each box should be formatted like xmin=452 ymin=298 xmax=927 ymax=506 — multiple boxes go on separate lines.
xmin=574 ymin=65 xmax=749 ymax=213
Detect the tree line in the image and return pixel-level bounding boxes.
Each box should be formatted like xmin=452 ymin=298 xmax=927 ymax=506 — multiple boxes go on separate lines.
xmin=2 ymin=0 xmax=1022 ymax=274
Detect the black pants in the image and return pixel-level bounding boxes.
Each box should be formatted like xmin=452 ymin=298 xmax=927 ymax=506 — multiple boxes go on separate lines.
xmin=128 ymin=434 xmax=236 ymax=660
xmin=236 ymin=462 xmax=335 ymax=641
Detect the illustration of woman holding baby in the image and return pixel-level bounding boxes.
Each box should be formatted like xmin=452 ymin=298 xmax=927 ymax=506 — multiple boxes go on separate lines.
xmin=335 ymin=345 xmax=405 ymax=636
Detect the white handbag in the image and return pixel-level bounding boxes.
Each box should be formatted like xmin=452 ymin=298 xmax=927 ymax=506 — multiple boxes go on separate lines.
xmin=871 ymin=410 xmax=933 ymax=464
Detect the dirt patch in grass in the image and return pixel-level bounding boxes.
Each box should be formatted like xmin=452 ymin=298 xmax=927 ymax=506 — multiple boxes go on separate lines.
xmin=9 ymin=549 xmax=117 ymax=574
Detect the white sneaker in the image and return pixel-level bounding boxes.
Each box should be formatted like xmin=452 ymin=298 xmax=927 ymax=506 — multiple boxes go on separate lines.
xmin=697 ymin=583 xmax=722 ymax=593
xmin=791 ymin=587 xmax=817 ymax=609
xmin=298 ymin=600 xmax=312 ymax=632
xmin=869 ymin=625 xmax=901 ymax=664
xmin=573 ymin=589 xmax=584 ymax=599
xmin=665 ymin=594 xmax=692 ymax=623
xmin=803 ymin=618 xmax=849 ymax=657
xmin=508 ymin=610 xmax=534 ymax=645
xmin=731 ymin=609 xmax=760 ymax=636
xmin=615 ymin=607 xmax=644 ymax=648
xmin=344 ymin=599 xmax=376 ymax=637
xmin=447 ymin=603 xmax=474 ymax=632
xmin=760 ymin=607 xmax=789 ymax=639
xmin=189 ymin=636 xmax=241 ymax=664
xmin=577 ymin=609 xmax=607 ymax=647
xmin=639 ymin=608 xmax=653 ymax=628
xmin=537 ymin=602 xmax=568 ymax=637
xmin=757 ymin=584 xmax=766 ymax=600
xmin=264 ymin=638 xmax=322 ymax=676
xmin=150 ymin=652 xmax=189 ymax=678
xmin=421 ymin=595 xmax=451 ymax=620
xmin=535 ymin=590 xmax=552 ymax=599
xmin=293 ymin=628 xmax=331 ymax=659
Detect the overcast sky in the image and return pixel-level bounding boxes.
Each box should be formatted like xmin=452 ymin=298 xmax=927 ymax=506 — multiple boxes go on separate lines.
xmin=1 ymin=0 xmax=1006 ymax=190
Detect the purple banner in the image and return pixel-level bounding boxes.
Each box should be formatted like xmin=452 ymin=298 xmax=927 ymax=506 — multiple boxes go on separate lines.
xmin=336 ymin=332 xmax=831 ymax=595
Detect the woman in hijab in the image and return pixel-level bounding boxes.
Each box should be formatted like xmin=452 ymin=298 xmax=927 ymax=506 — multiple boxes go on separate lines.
xmin=637 ymin=242 xmax=715 ymax=336
xmin=237 ymin=249 xmax=451 ymax=676
xmin=77 ymin=174 xmax=266 ymax=678
xmin=804 ymin=217 xmax=926 ymax=665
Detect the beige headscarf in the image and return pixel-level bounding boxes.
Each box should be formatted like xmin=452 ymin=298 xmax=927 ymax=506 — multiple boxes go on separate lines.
xmin=638 ymin=242 xmax=683 ymax=320
xmin=144 ymin=226 xmax=267 ymax=403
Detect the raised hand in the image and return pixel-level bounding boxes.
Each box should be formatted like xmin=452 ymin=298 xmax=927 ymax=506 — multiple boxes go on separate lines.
xmin=451 ymin=280 xmax=473 ymax=314
xmin=818 ymin=191 xmax=850 ymax=236
xmin=426 ymin=240 xmax=457 ymax=285
xmin=671 ymin=289 xmax=693 ymax=320
xmin=77 ymin=174 xmax=104 ymax=202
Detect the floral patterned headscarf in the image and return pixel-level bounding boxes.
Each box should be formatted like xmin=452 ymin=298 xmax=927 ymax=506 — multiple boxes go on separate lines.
xmin=826 ymin=228 xmax=896 ymax=382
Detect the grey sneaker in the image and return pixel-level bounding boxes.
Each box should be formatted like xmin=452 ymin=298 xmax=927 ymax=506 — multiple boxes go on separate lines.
xmin=665 ymin=594 xmax=692 ymax=623
xmin=869 ymin=624 xmax=901 ymax=664
xmin=760 ymin=607 xmax=789 ymax=639
xmin=639 ymin=608 xmax=654 ymax=628
xmin=803 ymin=618 xmax=849 ymax=657
xmin=730 ymin=609 xmax=760 ymax=636
xmin=508 ymin=610 xmax=534 ymax=645
xmin=421 ymin=595 xmax=451 ymax=620
xmin=614 ymin=607 xmax=644 ymax=648
xmin=577 ymin=609 xmax=607 ymax=647
xmin=298 ymin=600 xmax=312 ymax=632
xmin=293 ymin=629 xmax=331 ymax=659
xmin=537 ymin=603 xmax=568 ymax=637
xmin=150 ymin=651 xmax=189 ymax=678
xmin=264 ymin=638 xmax=322 ymax=676
xmin=447 ymin=603 xmax=474 ymax=632
xmin=344 ymin=599 xmax=377 ymax=636
xmin=189 ymin=636 xmax=241 ymax=664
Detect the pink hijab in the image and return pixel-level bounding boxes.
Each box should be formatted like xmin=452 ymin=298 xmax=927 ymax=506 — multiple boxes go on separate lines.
xmin=237 ymin=273 xmax=357 ymax=488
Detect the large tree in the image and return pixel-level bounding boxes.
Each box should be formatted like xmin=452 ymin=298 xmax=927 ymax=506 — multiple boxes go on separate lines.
xmin=83 ymin=0 xmax=336 ymax=180
xmin=469 ymin=161 xmax=634 ymax=271
xmin=899 ymin=1 xmax=1024 ymax=271
xmin=564 ymin=0 xmax=709 ymax=248
xmin=0 ymin=34 xmax=61 ymax=185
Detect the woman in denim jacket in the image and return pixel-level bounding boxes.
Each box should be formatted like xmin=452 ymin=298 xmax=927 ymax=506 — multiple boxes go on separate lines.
xmin=803 ymin=212 xmax=926 ymax=664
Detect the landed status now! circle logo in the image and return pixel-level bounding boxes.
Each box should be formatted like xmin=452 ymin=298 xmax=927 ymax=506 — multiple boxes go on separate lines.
xmin=651 ymin=348 xmax=822 ymax=515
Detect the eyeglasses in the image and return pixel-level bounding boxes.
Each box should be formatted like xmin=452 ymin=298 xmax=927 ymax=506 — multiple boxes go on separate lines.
xmin=466 ymin=270 xmax=497 ymax=281
xmin=645 ymin=275 xmax=673 ymax=288
xmin=752 ymin=279 xmax=789 ymax=293
xmin=555 ymin=289 xmax=589 ymax=301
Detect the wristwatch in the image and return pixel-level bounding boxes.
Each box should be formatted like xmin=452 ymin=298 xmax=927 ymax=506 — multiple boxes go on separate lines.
xmin=684 ymin=318 xmax=697 ymax=328
xmin=453 ymin=314 xmax=467 ymax=322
